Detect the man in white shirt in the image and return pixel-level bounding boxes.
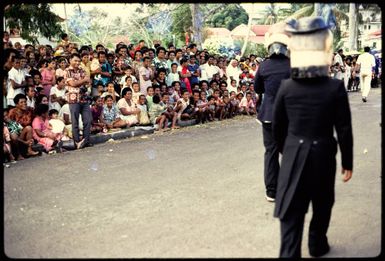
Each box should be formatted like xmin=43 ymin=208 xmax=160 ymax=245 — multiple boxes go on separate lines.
xmin=356 ymin=46 xmax=376 ymax=102
xmin=7 ymin=56 xmax=26 ymax=106
xmin=332 ymin=49 xmax=344 ymax=80
xmin=201 ymin=56 xmax=219 ymax=82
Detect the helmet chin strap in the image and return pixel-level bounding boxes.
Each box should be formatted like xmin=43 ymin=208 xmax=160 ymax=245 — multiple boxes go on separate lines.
xmin=268 ymin=43 xmax=289 ymax=58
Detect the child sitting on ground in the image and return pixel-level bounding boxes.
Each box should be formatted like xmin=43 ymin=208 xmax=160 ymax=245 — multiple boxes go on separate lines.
xmin=131 ymin=82 xmax=143 ymax=105
xmin=239 ymin=92 xmax=256 ymax=115
xmin=91 ymin=96 xmax=106 ymax=134
xmin=3 ymin=122 xmax=16 ymax=163
xmin=136 ymin=94 xmax=150 ymax=126
xmin=160 ymin=92 xmax=179 ymax=129
xmin=102 ymin=95 xmax=128 ymax=130
xmin=149 ymin=94 xmax=169 ymax=132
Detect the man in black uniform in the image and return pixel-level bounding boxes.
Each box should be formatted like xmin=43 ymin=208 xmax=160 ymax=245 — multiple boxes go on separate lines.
xmin=272 ymin=17 xmax=353 ymax=258
xmin=254 ymin=22 xmax=291 ymax=202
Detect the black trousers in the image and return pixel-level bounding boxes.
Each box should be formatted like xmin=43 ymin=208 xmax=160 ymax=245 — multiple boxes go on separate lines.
xmin=279 ymin=149 xmax=334 ymax=258
xmin=262 ymin=122 xmax=279 ymax=194
xmin=69 ymin=102 xmax=92 ymax=144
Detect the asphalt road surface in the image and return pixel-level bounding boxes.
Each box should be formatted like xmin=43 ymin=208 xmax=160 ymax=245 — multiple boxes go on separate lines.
xmin=3 ymin=88 xmax=381 ymax=258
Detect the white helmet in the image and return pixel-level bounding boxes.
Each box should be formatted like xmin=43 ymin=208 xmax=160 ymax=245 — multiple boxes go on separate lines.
xmin=264 ymin=21 xmax=290 ymax=49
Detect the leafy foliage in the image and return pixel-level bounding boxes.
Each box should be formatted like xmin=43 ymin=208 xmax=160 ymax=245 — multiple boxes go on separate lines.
xmin=206 ymin=4 xmax=248 ymax=31
xmin=4 ymin=4 xmax=64 ymax=44
xmin=171 ymin=4 xmax=192 ymax=44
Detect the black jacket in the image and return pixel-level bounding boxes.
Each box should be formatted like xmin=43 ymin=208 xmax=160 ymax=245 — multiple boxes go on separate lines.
xmin=254 ymin=56 xmax=291 ymax=122
xmin=272 ymin=77 xmax=353 ymax=219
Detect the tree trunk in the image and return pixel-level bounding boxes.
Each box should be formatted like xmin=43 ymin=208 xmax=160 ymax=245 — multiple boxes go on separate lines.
xmin=314 ymin=3 xmax=322 ymax=16
xmin=348 ymin=3 xmax=357 ymax=51
xmin=241 ymin=12 xmax=253 ymax=56
xmin=190 ymin=3 xmax=203 ymax=49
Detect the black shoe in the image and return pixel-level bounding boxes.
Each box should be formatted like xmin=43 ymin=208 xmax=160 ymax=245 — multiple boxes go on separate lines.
xmin=362 ymin=97 xmax=367 ymax=102
xmin=265 ymin=191 xmax=276 ymax=202
xmin=309 ymin=242 xmax=330 ymax=257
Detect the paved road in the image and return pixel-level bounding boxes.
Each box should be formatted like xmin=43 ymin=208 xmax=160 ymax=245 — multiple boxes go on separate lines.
xmin=3 ymin=88 xmax=381 ymax=258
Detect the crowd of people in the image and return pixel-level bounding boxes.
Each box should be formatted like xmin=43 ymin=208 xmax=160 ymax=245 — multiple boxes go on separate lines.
xmin=2 ymin=30 xmax=381 ymax=164
xmin=3 ymin=32 xmax=264 ymax=163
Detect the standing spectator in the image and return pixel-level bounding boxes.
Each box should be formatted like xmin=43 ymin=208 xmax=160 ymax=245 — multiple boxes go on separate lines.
xmin=91 ymin=51 xmax=112 ymax=95
xmin=65 ymin=53 xmax=93 ymax=149
xmin=226 ymin=59 xmax=242 ymax=88
xmin=153 ymin=46 xmax=169 ymax=74
xmin=332 ymin=49 xmax=344 ymax=80
xmin=7 ymin=56 xmax=26 ymax=107
xmin=41 ymin=59 xmax=56 ymax=97
xmin=202 ymin=56 xmax=220 ymax=82
xmin=356 ymin=46 xmax=376 ymax=102
xmin=179 ymin=57 xmax=192 ymax=94
xmin=153 ymin=68 xmax=167 ymax=87
xmin=132 ymin=50 xmax=143 ymax=80
xmin=343 ymin=57 xmax=352 ymax=91
xmin=166 ymin=50 xmax=177 ymax=71
xmin=139 ymin=57 xmax=154 ymax=95
xmin=166 ymin=63 xmax=180 ymax=87
xmin=188 ymin=55 xmax=200 ymax=86
xmin=56 ymin=58 xmax=68 ymax=78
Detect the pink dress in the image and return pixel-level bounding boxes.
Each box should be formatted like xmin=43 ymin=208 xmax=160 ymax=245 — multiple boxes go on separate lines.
xmin=32 ymin=116 xmax=59 ymax=151
xmin=41 ymin=68 xmax=55 ymax=97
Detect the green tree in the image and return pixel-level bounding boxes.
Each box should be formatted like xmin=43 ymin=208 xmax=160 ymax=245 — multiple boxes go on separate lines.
xmin=171 ymin=4 xmax=192 ymax=44
xmin=206 ymin=4 xmax=248 ymax=31
xmin=4 ymin=4 xmax=64 ymax=44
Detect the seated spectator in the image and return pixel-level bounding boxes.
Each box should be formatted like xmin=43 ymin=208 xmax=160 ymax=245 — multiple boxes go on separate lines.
xmin=130 ymin=82 xmax=143 ymax=105
xmin=239 ymin=92 xmax=256 ymax=115
xmin=212 ymin=89 xmax=225 ymax=120
xmin=59 ymin=103 xmax=83 ymax=139
xmin=90 ymin=96 xmax=105 ymax=134
xmin=136 ymin=94 xmax=150 ymax=125
xmin=8 ymin=94 xmax=39 ymax=158
xmin=100 ymin=82 xmax=119 ymax=103
xmin=117 ymin=87 xmax=140 ymax=127
xmin=196 ymin=91 xmax=210 ymax=123
xmin=48 ymin=109 xmax=70 ymax=141
xmin=153 ymin=68 xmax=167 ymax=87
xmin=222 ymin=95 xmax=232 ymax=119
xmin=229 ymin=91 xmax=239 ymax=117
xmin=3 ymin=115 xmax=16 ymax=163
xmin=32 ymin=103 xmax=62 ymax=152
xmin=102 ymin=95 xmax=128 ymax=129
xmin=175 ymin=89 xmax=192 ymax=121
xmin=149 ymin=94 xmax=168 ymax=132
xmin=49 ymin=76 xmax=67 ymax=111
xmin=190 ymin=90 xmax=204 ymax=123
xmin=160 ymin=92 xmax=179 ymax=129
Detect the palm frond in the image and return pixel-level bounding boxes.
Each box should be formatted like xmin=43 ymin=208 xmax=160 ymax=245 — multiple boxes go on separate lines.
xmin=287 ymin=5 xmax=314 ymax=19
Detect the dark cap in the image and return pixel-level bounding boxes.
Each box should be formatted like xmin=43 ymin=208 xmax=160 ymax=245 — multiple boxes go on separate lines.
xmin=285 ymin=16 xmax=330 ymax=34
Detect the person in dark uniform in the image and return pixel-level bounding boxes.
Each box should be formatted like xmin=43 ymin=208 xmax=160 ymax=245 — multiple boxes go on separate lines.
xmin=272 ymin=17 xmax=353 ymax=258
xmin=254 ymin=22 xmax=291 ymax=202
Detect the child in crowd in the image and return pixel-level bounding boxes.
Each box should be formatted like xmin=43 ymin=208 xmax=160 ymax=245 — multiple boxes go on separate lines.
xmin=101 ymin=82 xmax=119 ymax=103
xmin=171 ymin=81 xmax=181 ymax=102
xmin=167 ymin=63 xmax=180 ymax=87
xmin=229 ymin=91 xmax=240 ymax=117
xmin=212 ymin=89 xmax=225 ymax=120
xmin=160 ymin=92 xmax=179 ymax=129
xmin=222 ymin=95 xmax=231 ymax=119
xmin=102 ymin=95 xmax=128 ymax=129
xmin=239 ymin=92 xmax=256 ymax=115
xmin=121 ymin=76 xmax=133 ymax=96
xmin=146 ymin=86 xmax=155 ymax=111
xmin=91 ymin=96 xmax=105 ymax=134
xmin=149 ymin=94 xmax=169 ymax=131
xmin=48 ymin=109 xmax=69 ymax=142
xmin=175 ymin=89 xmax=192 ymax=121
xmin=207 ymin=95 xmax=216 ymax=121
xmin=49 ymin=76 xmax=67 ymax=112
xmin=137 ymin=94 xmax=150 ymax=125
xmin=55 ymin=58 xmax=67 ymax=78
xmin=196 ymin=91 xmax=210 ymax=123
xmin=131 ymin=82 xmax=143 ymax=105
xmin=120 ymin=66 xmax=137 ymax=89
xmin=3 ymin=120 xmax=16 ymax=163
